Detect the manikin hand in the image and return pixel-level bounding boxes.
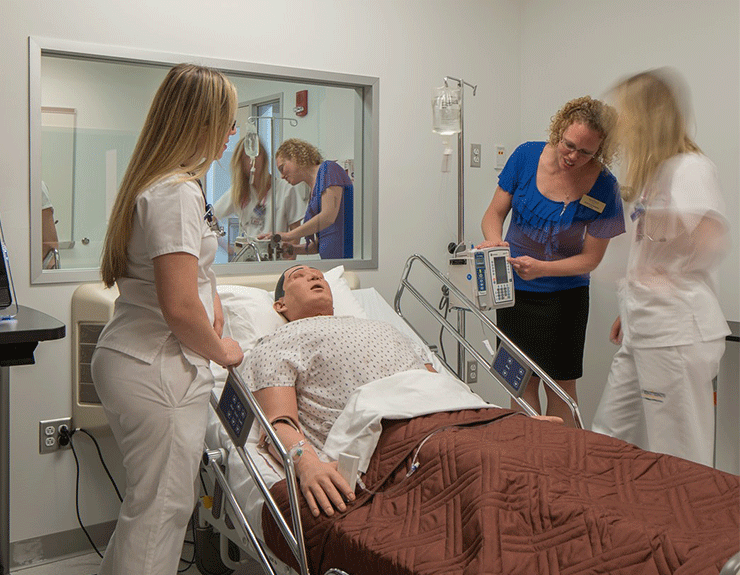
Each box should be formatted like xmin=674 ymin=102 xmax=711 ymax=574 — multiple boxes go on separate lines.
xmin=296 ymin=450 xmax=355 ymax=517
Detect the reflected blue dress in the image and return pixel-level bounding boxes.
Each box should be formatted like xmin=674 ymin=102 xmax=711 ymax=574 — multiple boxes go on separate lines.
xmin=304 ymin=161 xmax=353 ymax=259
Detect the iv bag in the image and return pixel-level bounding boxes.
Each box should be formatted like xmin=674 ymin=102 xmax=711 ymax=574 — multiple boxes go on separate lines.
xmin=244 ymin=122 xmax=259 ymax=158
xmin=432 ymin=86 xmax=461 ymax=136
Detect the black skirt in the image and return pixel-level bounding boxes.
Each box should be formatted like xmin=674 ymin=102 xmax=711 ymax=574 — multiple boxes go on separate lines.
xmin=495 ymin=286 xmax=589 ymax=381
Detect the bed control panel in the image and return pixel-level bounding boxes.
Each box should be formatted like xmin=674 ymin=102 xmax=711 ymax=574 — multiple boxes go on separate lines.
xmin=490 ymin=343 xmax=532 ymax=398
xmin=215 ymin=372 xmax=255 ymax=448
xmin=448 ymin=246 xmax=515 ymax=311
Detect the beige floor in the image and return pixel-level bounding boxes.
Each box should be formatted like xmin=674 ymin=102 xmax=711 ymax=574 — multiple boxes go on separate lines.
xmin=10 ymin=547 xmax=264 ymax=575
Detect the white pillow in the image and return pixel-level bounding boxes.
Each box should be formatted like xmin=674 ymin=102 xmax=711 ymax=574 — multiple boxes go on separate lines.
xmin=218 ymin=265 xmax=366 ymax=352
xmin=323 ymin=265 xmax=367 ymax=319
xmin=218 ymin=285 xmax=286 ymax=353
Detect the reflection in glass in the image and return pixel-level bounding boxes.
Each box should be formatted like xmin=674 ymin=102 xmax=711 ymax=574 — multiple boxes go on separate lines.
xmin=211 ymin=135 xmax=308 ymax=263
xmin=29 ymin=39 xmax=378 ymax=283
xmin=40 ymin=181 xmax=60 ymax=269
xmin=274 ymin=138 xmax=354 ymax=259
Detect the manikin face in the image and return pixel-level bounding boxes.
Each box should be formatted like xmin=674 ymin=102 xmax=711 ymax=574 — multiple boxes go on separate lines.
xmin=274 ymin=266 xmax=333 ymax=321
xmin=556 ymin=122 xmax=603 ymax=170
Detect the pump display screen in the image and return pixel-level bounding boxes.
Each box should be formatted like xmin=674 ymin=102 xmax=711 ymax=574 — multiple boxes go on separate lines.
xmin=493 ymin=256 xmax=509 ymax=283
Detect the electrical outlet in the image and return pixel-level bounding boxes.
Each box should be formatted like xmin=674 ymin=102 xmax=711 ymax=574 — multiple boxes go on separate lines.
xmin=39 ymin=418 xmax=73 ymax=454
xmin=470 ymin=144 xmax=481 ymax=168
xmin=466 ymin=360 xmax=478 ymax=384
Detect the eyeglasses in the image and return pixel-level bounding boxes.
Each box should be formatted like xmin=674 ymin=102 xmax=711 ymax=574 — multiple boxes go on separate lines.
xmin=560 ymin=137 xmax=596 ymax=158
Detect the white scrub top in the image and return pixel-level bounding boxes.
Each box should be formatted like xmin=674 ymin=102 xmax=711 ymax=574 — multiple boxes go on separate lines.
xmin=619 ymin=153 xmax=730 ymax=348
xmin=41 ymin=181 xmax=53 ymax=210
xmin=96 ymin=176 xmax=218 ymax=366
xmin=213 ymin=178 xmax=308 ymax=238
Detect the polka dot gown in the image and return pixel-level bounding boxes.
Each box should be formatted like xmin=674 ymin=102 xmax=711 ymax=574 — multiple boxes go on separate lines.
xmin=243 ymin=316 xmax=434 ymax=449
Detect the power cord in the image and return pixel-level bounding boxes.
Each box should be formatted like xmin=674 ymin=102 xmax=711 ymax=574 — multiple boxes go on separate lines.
xmin=59 ymin=425 xmax=200 ymax=568
xmin=60 ymin=426 xmax=122 ymax=558
xmin=438 ymin=285 xmax=450 ymax=363
xmin=177 ymin=518 xmax=197 ymax=572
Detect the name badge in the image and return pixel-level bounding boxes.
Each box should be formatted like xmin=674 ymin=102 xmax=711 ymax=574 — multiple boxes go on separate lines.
xmin=579 ymin=194 xmax=606 ymax=213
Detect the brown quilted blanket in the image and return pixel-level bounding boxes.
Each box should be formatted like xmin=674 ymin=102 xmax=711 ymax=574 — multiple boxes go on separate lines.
xmin=262 ymin=408 xmax=740 ymax=575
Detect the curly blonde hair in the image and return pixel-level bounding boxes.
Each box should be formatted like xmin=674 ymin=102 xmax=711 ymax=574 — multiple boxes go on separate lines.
xmin=548 ymin=96 xmax=617 ymax=168
xmin=275 ymin=138 xmax=323 ymax=166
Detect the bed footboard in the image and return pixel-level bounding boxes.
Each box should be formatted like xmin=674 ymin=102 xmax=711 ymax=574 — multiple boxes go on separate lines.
xmin=394 ymin=253 xmax=584 ymax=428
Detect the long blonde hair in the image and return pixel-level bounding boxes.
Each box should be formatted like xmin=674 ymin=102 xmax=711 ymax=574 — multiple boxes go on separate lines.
xmin=228 ymin=137 xmax=270 ymax=211
xmin=613 ymin=69 xmax=701 ymax=202
xmin=101 ymin=63 xmax=237 ymax=287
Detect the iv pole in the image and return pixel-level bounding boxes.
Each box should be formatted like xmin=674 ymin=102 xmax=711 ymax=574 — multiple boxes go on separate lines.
xmin=247 ymin=115 xmax=299 ymax=257
xmin=443 ymin=76 xmax=477 ymax=246
xmin=441 ymin=76 xmax=476 ymax=378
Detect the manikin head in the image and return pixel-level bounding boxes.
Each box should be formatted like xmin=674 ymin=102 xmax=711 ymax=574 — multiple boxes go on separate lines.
xmin=274 ymin=265 xmax=334 ymax=322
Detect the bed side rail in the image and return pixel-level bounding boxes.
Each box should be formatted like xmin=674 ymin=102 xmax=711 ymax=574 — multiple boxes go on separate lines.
xmin=208 ymin=367 xmax=311 ymax=575
xmin=394 ymin=253 xmax=584 ymax=428
xmin=201 ymin=447 xmax=279 ymax=575
xmin=720 ymin=551 xmax=740 ymax=575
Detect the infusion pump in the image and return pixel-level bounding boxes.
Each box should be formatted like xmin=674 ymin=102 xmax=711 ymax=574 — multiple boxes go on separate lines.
xmin=448 ymin=246 xmax=515 ymax=311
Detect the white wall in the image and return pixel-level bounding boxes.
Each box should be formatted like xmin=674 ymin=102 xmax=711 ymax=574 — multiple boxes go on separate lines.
xmin=1 ymin=0 xmax=737 ymax=554
xmin=520 ymin=0 xmax=740 ymax=428
xmin=0 ymin=0 xmax=522 ymax=548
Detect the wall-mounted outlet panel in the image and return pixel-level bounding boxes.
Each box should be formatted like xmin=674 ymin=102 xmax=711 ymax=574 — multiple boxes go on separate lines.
xmin=39 ymin=418 xmax=73 ymax=454
xmin=470 ymin=144 xmax=481 ymax=168
xmin=466 ymin=360 xmax=478 ymax=384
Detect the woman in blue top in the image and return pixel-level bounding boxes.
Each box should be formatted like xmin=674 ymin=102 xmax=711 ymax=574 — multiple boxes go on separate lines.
xmin=479 ymin=96 xmax=625 ymax=426
xmin=271 ymin=138 xmax=353 ymax=259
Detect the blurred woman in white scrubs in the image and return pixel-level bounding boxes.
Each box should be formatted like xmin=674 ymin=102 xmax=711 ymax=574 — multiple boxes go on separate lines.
xmin=592 ymin=69 xmax=730 ymax=466
xmin=91 ymin=63 xmax=244 ymax=575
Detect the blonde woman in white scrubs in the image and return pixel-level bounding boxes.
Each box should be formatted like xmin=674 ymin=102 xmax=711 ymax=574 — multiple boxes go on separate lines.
xmin=212 ymin=136 xmax=308 ymax=244
xmin=593 ymin=69 xmax=730 ymax=466
xmin=91 ymin=64 xmax=244 ymax=575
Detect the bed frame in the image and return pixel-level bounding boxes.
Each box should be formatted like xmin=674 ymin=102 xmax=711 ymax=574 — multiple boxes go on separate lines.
xmin=196 ymin=258 xmax=577 ymax=575
xmin=195 ymin=260 xmax=739 ymax=575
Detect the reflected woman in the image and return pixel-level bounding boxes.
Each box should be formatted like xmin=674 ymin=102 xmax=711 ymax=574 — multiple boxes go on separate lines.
xmin=270 ymin=138 xmax=353 ymax=259
xmin=212 ymin=136 xmax=309 ymax=248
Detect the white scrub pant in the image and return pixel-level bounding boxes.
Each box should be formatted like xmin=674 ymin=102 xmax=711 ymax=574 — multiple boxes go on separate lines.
xmin=592 ymin=338 xmax=725 ymax=467
xmin=91 ymin=336 xmax=214 ymax=575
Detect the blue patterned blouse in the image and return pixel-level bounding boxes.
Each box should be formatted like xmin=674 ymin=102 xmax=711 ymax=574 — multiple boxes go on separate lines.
xmin=498 ymin=142 xmax=625 ymax=292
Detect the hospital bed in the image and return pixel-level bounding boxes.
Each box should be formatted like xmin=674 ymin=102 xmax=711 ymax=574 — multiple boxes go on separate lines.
xmin=195 ymin=259 xmax=739 ymax=575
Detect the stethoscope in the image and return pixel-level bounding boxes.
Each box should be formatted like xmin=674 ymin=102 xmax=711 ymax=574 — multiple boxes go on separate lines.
xmin=194 ymin=177 xmax=226 ymax=237
xmin=204 ymin=203 xmax=226 ymax=237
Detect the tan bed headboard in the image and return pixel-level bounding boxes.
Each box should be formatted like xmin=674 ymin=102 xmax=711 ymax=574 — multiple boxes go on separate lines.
xmin=70 ymin=270 xmax=360 ymax=433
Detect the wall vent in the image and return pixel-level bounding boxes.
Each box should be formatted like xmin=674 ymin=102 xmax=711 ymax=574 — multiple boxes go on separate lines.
xmin=71 ymin=283 xmax=118 ymax=433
